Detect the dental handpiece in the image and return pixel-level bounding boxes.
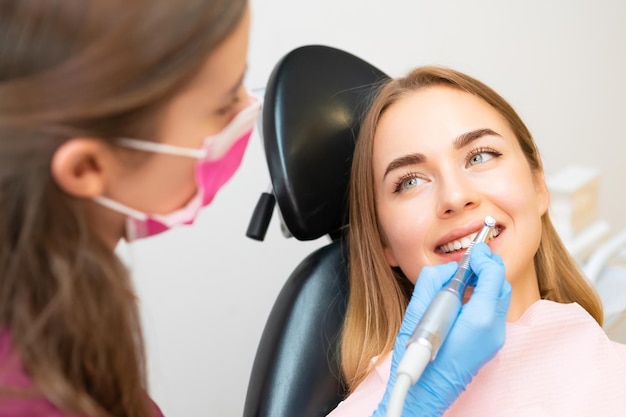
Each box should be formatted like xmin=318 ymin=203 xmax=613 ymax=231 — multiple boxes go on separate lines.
xmin=386 ymin=216 xmax=497 ymax=417
xmin=406 ymin=215 xmax=496 ymax=359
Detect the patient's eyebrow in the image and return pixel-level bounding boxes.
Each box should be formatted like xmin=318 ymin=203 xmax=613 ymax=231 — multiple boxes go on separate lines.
xmin=383 ymin=153 xmax=426 ymax=179
xmin=382 ymin=128 xmax=502 ymax=180
xmin=454 ymin=128 xmax=502 ymax=149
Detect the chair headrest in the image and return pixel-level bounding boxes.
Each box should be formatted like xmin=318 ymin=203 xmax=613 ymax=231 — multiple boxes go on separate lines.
xmin=262 ymin=45 xmax=389 ymax=241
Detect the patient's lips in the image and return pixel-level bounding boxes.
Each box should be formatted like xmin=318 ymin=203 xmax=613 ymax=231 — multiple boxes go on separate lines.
xmin=437 ymin=225 xmax=502 ymax=254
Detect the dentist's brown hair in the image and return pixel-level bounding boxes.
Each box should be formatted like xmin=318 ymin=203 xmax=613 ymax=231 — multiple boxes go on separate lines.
xmin=0 ymin=0 xmax=246 ymax=416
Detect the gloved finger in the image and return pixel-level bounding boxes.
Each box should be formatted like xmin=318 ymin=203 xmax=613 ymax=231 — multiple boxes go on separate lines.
xmin=494 ymin=279 xmax=512 ymax=318
xmin=399 ymin=262 xmax=457 ymax=337
xmin=462 ymin=243 xmax=511 ymax=321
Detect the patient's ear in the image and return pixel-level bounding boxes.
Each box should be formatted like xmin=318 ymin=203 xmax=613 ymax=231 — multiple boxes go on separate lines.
xmin=383 ymin=245 xmax=399 ymax=267
xmin=534 ymin=171 xmax=550 ymax=216
xmin=51 ymin=138 xmax=108 ymax=198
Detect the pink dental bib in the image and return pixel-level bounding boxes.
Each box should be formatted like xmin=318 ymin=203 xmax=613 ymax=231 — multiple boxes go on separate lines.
xmin=327 ymin=300 xmax=626 ymax=417
xmin=446 ymin=300 xmax=626 ymax=416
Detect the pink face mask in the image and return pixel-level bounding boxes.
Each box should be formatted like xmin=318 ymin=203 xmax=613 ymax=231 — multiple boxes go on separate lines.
xmin=94 ymin=96 xmax=261 ymax=241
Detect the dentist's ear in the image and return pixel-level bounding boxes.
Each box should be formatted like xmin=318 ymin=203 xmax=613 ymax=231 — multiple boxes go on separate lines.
xmin=51 ymin=138 xmax=108 ymax=198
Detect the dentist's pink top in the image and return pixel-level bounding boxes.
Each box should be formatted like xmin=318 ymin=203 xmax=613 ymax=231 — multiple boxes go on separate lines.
xmin=0 ymin=331 xmax=165 ymax=417
xmin=327 ymin=300 xmax=626 ymax=417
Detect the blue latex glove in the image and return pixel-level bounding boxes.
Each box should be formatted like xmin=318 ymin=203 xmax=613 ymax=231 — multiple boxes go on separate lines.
xmin=373 ymin=243 xmax=512 ymax=417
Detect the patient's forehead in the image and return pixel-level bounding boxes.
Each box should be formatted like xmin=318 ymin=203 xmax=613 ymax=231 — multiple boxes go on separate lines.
xmin=373 ymin=85 xmax=517 ymax=163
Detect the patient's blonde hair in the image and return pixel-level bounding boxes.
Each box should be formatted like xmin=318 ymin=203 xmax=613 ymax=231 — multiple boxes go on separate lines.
xmin=342 ymin=66 xmax=603 ymax=393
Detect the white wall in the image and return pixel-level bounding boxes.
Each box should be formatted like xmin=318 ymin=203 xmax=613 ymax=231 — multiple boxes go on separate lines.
xmin=127 ymin=1 xmax=626 ymax=416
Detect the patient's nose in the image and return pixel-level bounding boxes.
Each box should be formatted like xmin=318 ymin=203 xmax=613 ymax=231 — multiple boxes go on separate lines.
xmin=436 ymin=172 xmax=480 ymax=217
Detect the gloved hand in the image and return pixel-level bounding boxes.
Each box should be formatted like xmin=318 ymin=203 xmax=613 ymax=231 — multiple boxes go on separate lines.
xmin=373 ymin=243 xmax=512 ymax=417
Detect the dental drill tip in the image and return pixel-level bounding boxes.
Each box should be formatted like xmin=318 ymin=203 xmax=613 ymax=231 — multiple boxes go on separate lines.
xmin=484 ymin=215 xmax=496 ymax=227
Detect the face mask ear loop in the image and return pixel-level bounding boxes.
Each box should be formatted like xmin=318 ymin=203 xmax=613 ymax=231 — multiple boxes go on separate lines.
xmin=116 ymin=138 xmax=207 ymax=159
xmin=93 ymin=196 xmax=149 ymax=220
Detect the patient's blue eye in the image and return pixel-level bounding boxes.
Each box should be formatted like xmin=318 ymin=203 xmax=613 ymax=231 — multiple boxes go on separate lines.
xmin=466 ymin=147 xmax=501 ymax=167
xmin=469 ymin=153 xmax=487 ymax=165
xmin=403 ymin=177 xmax=420 ymax=189
xmin=394 ymin=174 xmax=425 ymax=193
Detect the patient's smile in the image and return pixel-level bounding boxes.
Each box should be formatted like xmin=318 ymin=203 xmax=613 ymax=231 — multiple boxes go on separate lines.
xmin=437 ymin=226 xmax=502 ymax=254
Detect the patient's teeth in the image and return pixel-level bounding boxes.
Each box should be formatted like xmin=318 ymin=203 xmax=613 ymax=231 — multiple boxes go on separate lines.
xmin=439 ymin=224 xmax=501 ymax=254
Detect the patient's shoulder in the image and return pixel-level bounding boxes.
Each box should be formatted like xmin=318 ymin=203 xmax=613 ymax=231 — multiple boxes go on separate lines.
xmin=611 ymin=339 xmax=626 ymax=360
xmin=326 ymin=353 xmax=391 ymax=417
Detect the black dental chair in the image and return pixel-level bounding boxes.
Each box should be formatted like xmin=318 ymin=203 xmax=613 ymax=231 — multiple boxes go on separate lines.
xmin=243 ymin=45 xmax=389 ymax=417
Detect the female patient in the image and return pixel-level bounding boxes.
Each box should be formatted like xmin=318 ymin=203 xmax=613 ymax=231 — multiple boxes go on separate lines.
xmin=329 ymin=66 xmax=626 ymax=416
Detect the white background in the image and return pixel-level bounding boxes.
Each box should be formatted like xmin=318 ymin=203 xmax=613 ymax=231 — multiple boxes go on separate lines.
xmin=122 ymin=1 xmax=626 ymax=416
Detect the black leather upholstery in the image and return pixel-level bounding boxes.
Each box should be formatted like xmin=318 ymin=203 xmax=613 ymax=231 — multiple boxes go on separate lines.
xmin=243 ymin=240 xmax=348 ymax=417
xmin=261 ymin=45 xmax=388 ymax=241
xmin=243 ymin=45 xmax=389 ymax=417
